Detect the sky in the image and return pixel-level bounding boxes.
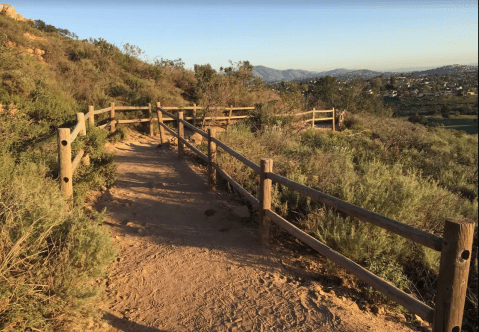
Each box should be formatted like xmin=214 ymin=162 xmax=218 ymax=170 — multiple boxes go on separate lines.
xmin=6 ymin=0 xmax=479 ymax=72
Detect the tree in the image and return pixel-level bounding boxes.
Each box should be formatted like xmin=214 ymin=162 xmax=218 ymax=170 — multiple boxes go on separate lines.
xmin=221 ymin=60 xmax=254 ymax=87
xmin=372 ymin=78 xmax=383 ymax=94
xmin=194 ymin=64 xmax=230 ymax=128
xmin=308 ymin=75 xmax=341 ymax=109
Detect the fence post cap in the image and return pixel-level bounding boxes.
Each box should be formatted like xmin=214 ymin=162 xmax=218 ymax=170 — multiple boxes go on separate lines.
xmin=445 ymin=217 xmax=475 ymax=225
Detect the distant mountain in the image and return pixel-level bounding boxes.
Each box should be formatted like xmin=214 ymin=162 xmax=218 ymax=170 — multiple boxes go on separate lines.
xmin=253 ymin=64 xmax=479 ymax=82
xmin=253 ymin=65 xmax=381 ymax=82
xmin=335 ymin=69 xmax=382 ymax=79
xmin=411 ymin=65 xmax=478 ymax=75
xmin=252 ymin=66 xmax=317 ymax=82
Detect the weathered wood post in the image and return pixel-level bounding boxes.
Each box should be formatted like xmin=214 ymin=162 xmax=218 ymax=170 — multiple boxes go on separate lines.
xmin=433 ymin=218 xmax=475 ymax=332
xmin=193 ymin=103 xmax=197 ymax=126
xmin=339 ymin=110 xmax=345 ymax=130
xmin=207 ymin=128 xmax=217 ymax=188
xmin=332 ymin=107 xmax=336 ymax=132
xmin=259 ymin=158 xmax=273 ymax=246
xmin=311 ymin=108 xmax=315 ymax=128
xmin=57 ymin=128 xmax=73 ymax=200
xmin=156 ymin=102 xmax=166 ymax=145
xmin=148 ymin=103 xmax=154 ymax=136
xmin=227 ymin=105 xmax=233 ymax=129
xmin=88 ymin=105 xmax=94 ymax=126
xmin=76 ymin=112 xmax=90 ymax=166
xmin=110 ymin=102 xmax=116 ymax=133
xmin=177 ymin=111 xmax=184 ymax=158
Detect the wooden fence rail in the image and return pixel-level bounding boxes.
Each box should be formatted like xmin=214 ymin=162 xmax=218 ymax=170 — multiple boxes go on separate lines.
xmin=58 ymin=102 xmax=474 ymax=331
xmin=154 ymin=105 xmax=474 ymax=331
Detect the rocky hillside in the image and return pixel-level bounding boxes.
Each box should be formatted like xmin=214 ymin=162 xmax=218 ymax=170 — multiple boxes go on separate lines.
xmin=0 ymin=3 xmax=32 ymax=22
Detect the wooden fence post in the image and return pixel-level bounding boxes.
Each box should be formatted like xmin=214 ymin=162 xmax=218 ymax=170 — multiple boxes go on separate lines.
xmin=148 ymin=103 xmax=154 ymax=136
xmin=339 ymin=110 xmax=345 ymax=130
xmin=76 ymin=112 xmax=90 ymax=166
xmin=57 ymin=128 xmax=73 ymax=200
xmin=259 ymin=158 xmax=273 ymax=246
xmin=110 ymin=102 xmax=116 ymax=133
xmin=207 ymin=128 xmax=216 ymax=188
xmin=227 ymin=105 xmax=233 ymax=129
xmin=311 ymin=108 xmax=315 ymax=128
xmin=193 ymin=103 xmax=197 ymax=127
xmin=332 ymin=108 xmax=336 ymax=132
xmin=88 ymin=105 xmax=94 ymax=126
xmin=178 ymin=111 xmax=184 ymax=158
xmin=433 ymin=218 xmax=474 ymax=332
xmin=157 ymin=102 xmax=166 ymax=145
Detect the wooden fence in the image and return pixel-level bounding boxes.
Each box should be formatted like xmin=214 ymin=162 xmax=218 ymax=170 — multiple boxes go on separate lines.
xmin=56 ymin=103 xmax=258 ymax=198
xmin=155 ymin=105 xmax=474 ymax=332
xmin=57 ymin=103 xmax=474 ymax=331
xmin=57 ymin=112 xmax=91 ymax=199
xmin=275 ymin=108 xmax=336 ymax=131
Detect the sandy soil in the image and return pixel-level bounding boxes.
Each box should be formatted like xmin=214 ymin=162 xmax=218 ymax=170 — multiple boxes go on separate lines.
xmin=96 ymin=130 xmax=421 ymax=332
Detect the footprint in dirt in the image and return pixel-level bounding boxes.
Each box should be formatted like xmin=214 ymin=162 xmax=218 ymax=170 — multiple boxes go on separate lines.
xmin=204 ymin=209 xmax=216 ymax=217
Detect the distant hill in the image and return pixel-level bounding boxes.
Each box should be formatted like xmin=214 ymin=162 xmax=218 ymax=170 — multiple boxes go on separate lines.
xmin=253 ymin=64 xmax=478 ymax=82
xmin=253 ymin=65 xmax=317 ymax=82
xmin=253 ymin=65 xmax=382 ymax=82
xmin=411 ymin=64 xmax=478 ymax=75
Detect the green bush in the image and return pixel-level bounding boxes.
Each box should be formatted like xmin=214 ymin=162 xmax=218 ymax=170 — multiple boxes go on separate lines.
xmin=0 ymin=157 xmax=116 ymax=331
xmin=216 ymin=112 xmax=477 ymax=307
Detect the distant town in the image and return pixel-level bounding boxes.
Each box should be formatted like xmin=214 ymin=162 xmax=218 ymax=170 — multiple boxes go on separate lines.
xmin=258 ymin=64 xmax=478 ymax=120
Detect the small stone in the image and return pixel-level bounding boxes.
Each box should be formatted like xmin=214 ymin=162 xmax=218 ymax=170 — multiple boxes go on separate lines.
xmin=189 ymin=132 xmax=204 ymax=144
xmin=414 ymin=314 xmax=424 ymax=324
xmin=137 ymin=228 xmax=145 ymax=235
xmin=396 ymin=314 xmax=407 ymax=322
xmin=371 ymin=305 xmax=385 ymax=315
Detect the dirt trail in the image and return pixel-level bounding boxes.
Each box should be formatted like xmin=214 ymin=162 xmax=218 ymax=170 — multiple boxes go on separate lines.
xmin=96 ymin=131 xmax=419 ymax=332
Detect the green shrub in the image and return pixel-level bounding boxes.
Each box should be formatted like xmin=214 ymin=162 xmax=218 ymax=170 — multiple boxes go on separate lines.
xmin=0 ymin=157 xmax=116 ymax=331
xmin=217 ymin=113 xmax=477 ymax=307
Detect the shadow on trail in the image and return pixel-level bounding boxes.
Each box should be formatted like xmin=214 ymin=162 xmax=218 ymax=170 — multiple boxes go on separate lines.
xmin=103 ymin=313 xmax=169 ymax=332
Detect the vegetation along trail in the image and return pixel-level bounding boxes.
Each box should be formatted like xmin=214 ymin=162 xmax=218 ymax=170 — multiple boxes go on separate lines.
xmin=96 ymin=130 xmax=416 ymax=332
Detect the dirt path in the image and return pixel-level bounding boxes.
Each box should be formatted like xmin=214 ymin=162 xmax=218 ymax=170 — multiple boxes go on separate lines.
xmin=96 ymin=131 xmax=420 ymax=332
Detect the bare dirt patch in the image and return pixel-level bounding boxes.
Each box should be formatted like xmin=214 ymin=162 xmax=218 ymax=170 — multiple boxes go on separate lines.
xmin=97 ymin=130 xmax=421 ymax=332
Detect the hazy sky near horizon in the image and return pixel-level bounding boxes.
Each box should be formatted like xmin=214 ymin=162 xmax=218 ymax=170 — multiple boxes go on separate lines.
xmin=7 ymin=0 xmax=478 ymax=72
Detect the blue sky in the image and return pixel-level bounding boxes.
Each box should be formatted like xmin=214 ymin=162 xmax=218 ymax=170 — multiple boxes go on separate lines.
xmin=7 ymin=0 xmax=478 ymax=72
